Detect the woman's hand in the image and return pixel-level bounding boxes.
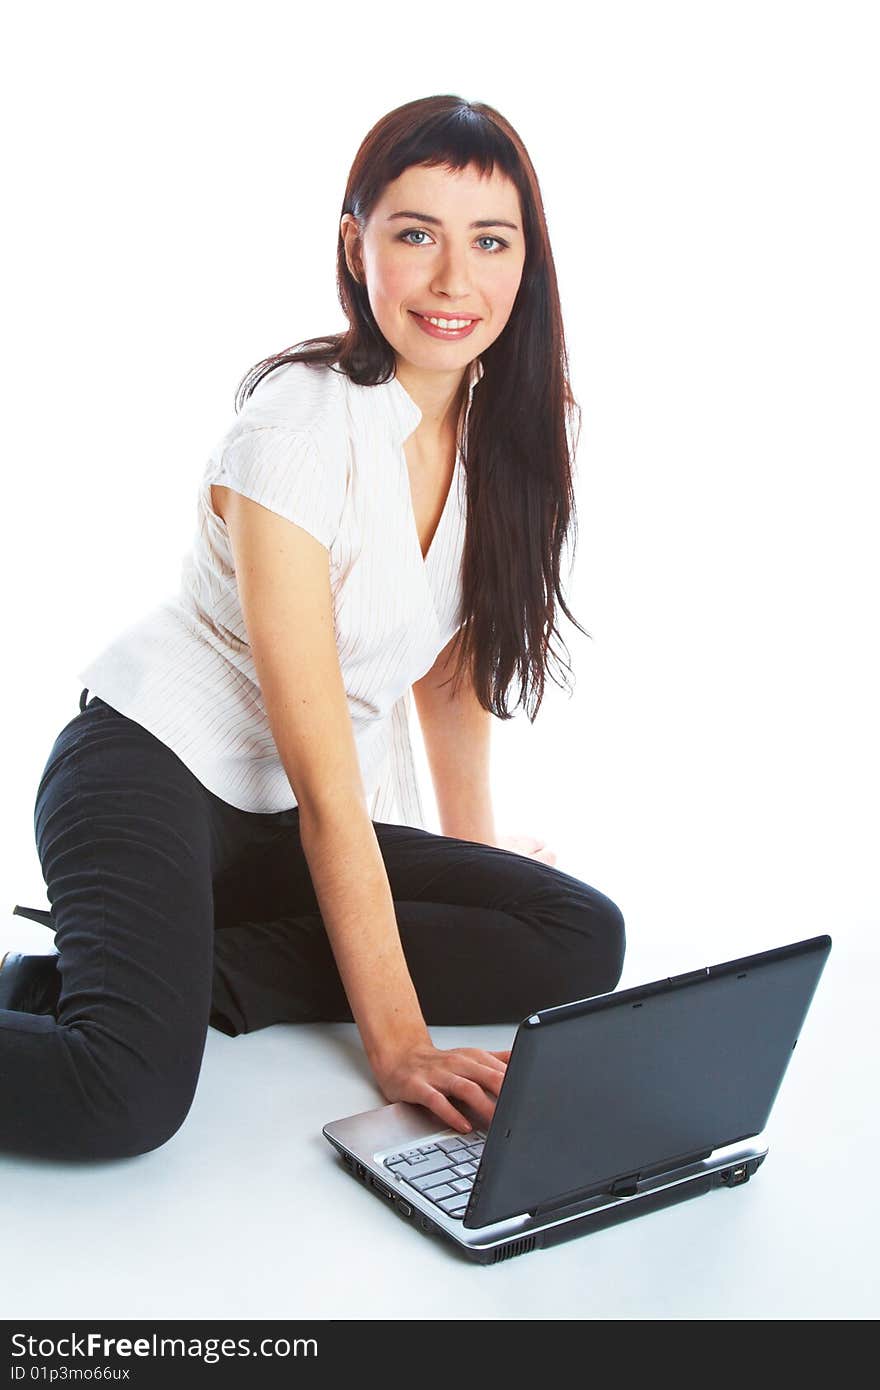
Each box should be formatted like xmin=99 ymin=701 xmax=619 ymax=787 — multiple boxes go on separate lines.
xmin=495 ymin=832 xmax=557 ymax=866
xmin=372 ymin=1041 xmax=512 ymax=1134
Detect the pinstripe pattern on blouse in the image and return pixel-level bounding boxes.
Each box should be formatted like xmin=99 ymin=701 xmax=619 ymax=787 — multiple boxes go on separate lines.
xmin=77 ymin=356 xmax=484 ymax=827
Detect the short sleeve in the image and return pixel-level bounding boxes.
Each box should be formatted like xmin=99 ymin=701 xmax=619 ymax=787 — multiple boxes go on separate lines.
xmin=210 ymin=425 xmax=346 ymax=550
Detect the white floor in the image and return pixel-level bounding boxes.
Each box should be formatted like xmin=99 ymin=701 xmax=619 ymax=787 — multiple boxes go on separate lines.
xmin=1 ymin=913 xmax=876 ymax=1322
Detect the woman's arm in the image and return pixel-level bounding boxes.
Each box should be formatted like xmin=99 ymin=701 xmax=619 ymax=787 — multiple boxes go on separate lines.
xmin=218 ymin=487 xmax=508 ymax=1130
xmin=412 ymin=631 xmax=496 ymax=845
xmin=413 ymin=634 xmax=557 ymax=864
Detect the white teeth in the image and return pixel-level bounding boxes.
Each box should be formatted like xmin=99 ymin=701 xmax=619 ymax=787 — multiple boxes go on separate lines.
xmin=420 ymin=314 xmax=474 ymax=329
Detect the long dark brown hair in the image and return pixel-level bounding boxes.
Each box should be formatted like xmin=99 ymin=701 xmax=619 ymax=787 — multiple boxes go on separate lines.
xmin=235 ymin=94 xmax=589 ymax=722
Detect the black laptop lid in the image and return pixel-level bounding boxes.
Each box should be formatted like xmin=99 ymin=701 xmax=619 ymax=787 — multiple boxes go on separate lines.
xmin=466 ymin=935 xmax=831 ymax=1229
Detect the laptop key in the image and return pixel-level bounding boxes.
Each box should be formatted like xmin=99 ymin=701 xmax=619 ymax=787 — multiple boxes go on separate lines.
xmin=438 ymin=1194 xmax=470 ymax=1214
xmin=426 ymin=1184 xmax=456 ymax=1201
xmin=451 ymin=1178 xmax=472 ymax=1193
xmin=407 ymin=1169 xmax=456 ymax=1193
xmin=445 ymin=1148 xmax=470 ymax=1165
xmin=436 ymin=1138 xmax=469 ymax=1155
xmin=396 ymin=1151 xmax=454 ymax=1180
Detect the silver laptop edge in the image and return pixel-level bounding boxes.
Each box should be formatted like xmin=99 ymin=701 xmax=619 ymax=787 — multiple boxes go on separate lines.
xmin=323 ymin=1103 xmax=769 ymax=1255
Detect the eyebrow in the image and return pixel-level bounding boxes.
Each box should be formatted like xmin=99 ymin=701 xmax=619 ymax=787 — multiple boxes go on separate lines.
xmin=386 ymin=209 xmax=520 ymax=232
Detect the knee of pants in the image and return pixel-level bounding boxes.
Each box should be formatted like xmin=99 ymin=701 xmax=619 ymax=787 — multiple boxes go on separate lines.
xmin=52 ymin=1025 xmax=202 ymax=1162
xmin=589 ymin=895 xmax=626 ymax=992
xmin=107 ymin=1088 xmax=197 ymax=1161
xmin=523 ymin=880 xmax=626 ymax=1006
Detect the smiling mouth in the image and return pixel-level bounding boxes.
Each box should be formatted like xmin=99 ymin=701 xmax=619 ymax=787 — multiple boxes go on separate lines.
xmin=411 ymin=311 xmax=480 ymax=327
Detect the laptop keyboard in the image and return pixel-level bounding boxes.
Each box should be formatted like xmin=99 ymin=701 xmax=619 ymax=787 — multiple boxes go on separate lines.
xmin=383 ymin=1132 xmax=487 ymax=1220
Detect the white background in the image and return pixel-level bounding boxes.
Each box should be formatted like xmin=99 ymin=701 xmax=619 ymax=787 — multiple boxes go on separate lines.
xmin=1 ymin=0 xmax=877 ymax=1321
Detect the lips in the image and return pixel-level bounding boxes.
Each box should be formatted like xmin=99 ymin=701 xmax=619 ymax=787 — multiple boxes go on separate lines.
xmin=409 ymin=311 xmax=481 ymax=340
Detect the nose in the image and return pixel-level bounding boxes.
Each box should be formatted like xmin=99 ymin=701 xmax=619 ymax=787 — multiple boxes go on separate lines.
xmin=430 ymin=244 xmax=473 ymax=302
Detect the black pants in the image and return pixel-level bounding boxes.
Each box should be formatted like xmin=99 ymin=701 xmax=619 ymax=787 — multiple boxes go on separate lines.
xmin=0 ymin=694 xmax=625 ymax=1161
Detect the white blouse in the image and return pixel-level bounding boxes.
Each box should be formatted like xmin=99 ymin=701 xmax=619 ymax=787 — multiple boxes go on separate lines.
xmin=76 ymin=354 xmax=484 ymax=826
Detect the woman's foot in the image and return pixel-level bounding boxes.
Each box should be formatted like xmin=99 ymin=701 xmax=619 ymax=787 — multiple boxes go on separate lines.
xmin=0 ymin=947 xmax=61 ymax=1014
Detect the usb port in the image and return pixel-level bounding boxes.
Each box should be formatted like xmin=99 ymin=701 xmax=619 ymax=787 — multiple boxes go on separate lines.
xmin=722 ymin=1164 xmax=750 ymax=1186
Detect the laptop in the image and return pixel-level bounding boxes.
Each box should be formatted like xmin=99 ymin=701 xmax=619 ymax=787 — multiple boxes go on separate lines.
xmin=323 ymin=934 xmax=831 ymax=1264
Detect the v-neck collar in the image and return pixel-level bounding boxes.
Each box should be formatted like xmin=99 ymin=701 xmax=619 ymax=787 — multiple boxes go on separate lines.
xmin=403 ymin=447 xmax=459 ymax=570
xmin=388 ymin=363 xmax=480 ymax=580
xmin=385 ymin=354 xmax=484 ymax=447
xmin=386 ymin=355 xmax=482 ymax=574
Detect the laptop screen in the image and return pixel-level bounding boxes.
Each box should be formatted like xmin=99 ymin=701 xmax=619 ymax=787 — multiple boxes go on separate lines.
xmin=468 ymin=936 xmax=830 ymax=1227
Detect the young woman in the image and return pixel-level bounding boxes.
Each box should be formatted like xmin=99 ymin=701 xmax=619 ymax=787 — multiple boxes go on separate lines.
xmin=0 ymin=95 xmax=625 ymax=1161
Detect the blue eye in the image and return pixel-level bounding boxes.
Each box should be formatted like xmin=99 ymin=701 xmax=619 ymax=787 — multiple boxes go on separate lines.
xmin=397 ymin=229 xmax=508 ymax=253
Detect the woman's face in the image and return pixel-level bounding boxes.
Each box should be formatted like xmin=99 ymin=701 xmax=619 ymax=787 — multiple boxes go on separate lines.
xmin=341 ymin=162 xmax=526 ymax=379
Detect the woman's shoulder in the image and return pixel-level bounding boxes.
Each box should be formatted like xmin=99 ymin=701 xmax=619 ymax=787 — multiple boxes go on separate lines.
xmin=238 ymin=359 xmax=349 ymax=439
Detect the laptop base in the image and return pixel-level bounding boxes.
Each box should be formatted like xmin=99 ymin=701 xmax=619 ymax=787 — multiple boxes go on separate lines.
xmin=325 ymin=1128 xmax=768 ymax=1265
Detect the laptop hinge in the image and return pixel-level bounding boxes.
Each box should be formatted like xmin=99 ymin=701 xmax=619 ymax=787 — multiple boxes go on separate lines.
xmin=532 ymin=1183 xmax=609 ymax=1220
xmin=531 ymin=1150 xmax=716 ymax=1219
xmin=609 ymin=1174 xmax=640 ymax=1197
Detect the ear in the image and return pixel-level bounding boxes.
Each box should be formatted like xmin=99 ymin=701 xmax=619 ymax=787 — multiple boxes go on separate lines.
xmin=340 ymin=214 xmax=363 ymax=284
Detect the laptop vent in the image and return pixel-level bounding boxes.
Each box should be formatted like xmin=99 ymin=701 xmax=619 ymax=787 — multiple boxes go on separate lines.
xmin=491 ymin=1236 xmax=537 ymax=1264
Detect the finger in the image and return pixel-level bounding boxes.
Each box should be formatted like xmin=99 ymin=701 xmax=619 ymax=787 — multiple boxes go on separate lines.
xmin=514 ymin=836 xmax=541 ymax=855
xmin=445 ymin=1074 xmax=498 ymax=1127
xmin=422 ymin=1089 xmax=472 ymax=1134
xmin=534 ymin=848 xmax=557 ymax=865
xmin=465 ymin=1065 xmax=507 ymax=1098
xmin=450 ymin=1053 xmax=507 ymax=1088
xmin=490 ymin=1049 xmax=512 ymax=1062
xmin=457 ymin=1047 xmax=506 ymax=1070
xmin=413 ymin=1082 xmax=473 ymax=1134
xmin=476 ymin=1053 xmax=507 ymax=1074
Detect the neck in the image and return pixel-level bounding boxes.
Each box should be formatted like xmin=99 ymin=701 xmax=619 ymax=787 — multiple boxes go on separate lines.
xmin=394 ymin=358 xmax=469 ymax=446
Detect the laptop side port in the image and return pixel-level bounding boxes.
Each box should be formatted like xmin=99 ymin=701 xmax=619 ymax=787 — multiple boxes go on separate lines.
xmin=721 ymin=1163 xmax=750 ymax=1186
xmin=369 ymin=1175 xmax=404 ymax=1208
